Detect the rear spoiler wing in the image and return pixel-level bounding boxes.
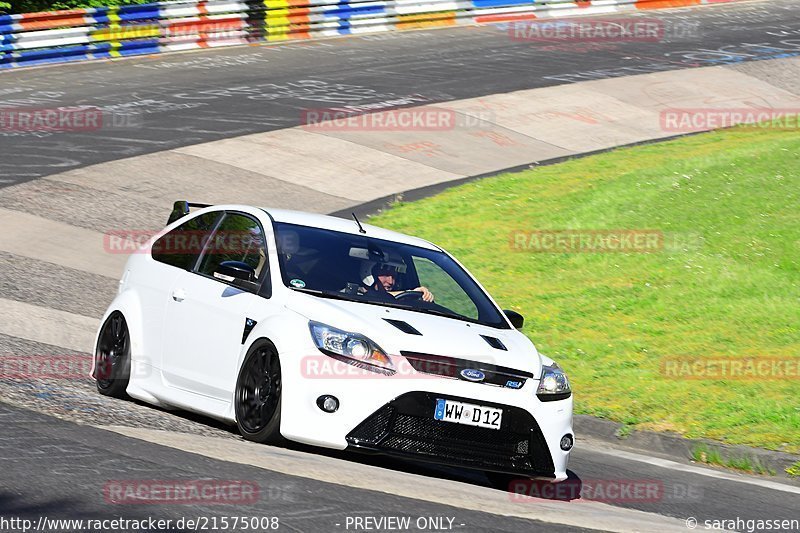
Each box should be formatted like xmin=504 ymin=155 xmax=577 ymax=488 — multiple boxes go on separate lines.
xmin=167 ymin=201 xmax=212 ymax=226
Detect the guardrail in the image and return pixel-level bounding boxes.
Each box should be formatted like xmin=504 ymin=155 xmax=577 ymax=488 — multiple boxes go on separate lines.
xmin=1 ymin=0 xmax=741 ymax=69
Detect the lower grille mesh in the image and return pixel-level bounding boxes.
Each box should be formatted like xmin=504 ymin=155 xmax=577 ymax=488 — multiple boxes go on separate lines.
xmin=348 ymin=406 xmax=395 ymax=446
xmin=346 ymin=392 xmax=555 ymax=476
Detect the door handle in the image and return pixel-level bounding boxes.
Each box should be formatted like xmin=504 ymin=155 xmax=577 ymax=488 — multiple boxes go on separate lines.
xmin=172 ymin=289 xmax=186 ymax=302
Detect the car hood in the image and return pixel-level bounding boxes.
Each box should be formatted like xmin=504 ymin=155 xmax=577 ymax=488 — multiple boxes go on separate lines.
xmin=285 ymin=290 xmax=542 ymax=376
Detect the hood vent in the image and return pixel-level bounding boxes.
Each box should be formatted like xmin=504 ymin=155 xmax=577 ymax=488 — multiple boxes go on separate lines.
xmin=480 ymin=335 xmax=507 ymax=351
xmin=384 ymin=319 xmax=422 ymax=336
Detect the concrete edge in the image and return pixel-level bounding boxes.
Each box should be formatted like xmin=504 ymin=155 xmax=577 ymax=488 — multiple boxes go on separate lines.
xmin=575 ymin=415 xmax=800 ymax=485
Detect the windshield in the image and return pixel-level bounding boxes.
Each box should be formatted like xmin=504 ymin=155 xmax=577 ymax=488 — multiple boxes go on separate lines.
xmin=273 ymin=222 xmax=510 ymax=329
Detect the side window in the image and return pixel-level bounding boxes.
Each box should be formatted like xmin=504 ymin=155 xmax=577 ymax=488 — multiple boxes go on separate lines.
xmin=152 ymin=212 xmax=221 ymax=270
xmin=197 ymin=213 xmax=269 ymax=283
xmin=412 ymin=256 xmax=479 ymax=320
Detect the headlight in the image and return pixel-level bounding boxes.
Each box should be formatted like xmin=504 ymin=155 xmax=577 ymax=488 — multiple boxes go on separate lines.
xmin=536 ymin=362 xmax=571 ymax=401
xmin=309 ymin=321 xmax=395 ymax=375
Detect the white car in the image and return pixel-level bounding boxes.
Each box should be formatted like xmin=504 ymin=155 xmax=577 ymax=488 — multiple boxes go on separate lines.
xmin=93 ymin=201 xmax=574 ymax=482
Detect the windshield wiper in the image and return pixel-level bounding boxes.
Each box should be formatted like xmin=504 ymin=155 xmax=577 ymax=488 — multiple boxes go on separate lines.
xmin=382 ymin=302 xmax=464 ymax=322
xmin=290 ymin=287 xmax=475 ymax=325
xmin=289 ymin=287 xmax=360 ymax=303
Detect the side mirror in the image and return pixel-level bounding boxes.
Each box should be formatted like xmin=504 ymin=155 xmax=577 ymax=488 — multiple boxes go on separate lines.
xmin=215 ymin=261 xmax=257 ymax=289
xmin=504 ymin=310 xmax=524 ymax=329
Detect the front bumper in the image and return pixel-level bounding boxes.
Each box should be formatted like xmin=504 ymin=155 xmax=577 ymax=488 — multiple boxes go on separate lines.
xmin=346 ymin=391 xmax=556 ymax=477
xmin=274 ymin=332 xmax=572 ymax=481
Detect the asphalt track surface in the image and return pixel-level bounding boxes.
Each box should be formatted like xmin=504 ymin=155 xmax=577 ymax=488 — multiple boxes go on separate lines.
xmin=3 ymin=396 xmax=800 ymax=532
xmin=2 ymin=1 xmax=800 ymax=531
xmin=1 ymin=403 xmax=590 ymax=533
xmin=3 ymin=0 xmax=800 ymax=186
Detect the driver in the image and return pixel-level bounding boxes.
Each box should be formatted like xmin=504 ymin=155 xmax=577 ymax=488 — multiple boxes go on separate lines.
xmin=367 ymin=262 xmax=434 ymax=302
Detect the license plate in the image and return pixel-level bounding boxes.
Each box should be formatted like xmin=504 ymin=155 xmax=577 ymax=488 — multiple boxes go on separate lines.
xmin=434 ymin=399 xmax=502 ymax=430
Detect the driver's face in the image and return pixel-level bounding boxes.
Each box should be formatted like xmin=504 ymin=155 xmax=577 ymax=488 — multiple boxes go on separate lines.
xmin=376 ymin=272 xmax=395 ymax=291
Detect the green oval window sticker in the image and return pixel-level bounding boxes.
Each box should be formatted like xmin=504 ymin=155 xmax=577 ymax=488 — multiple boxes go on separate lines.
xmin=289 ymin=279 xmax=306 ymax=288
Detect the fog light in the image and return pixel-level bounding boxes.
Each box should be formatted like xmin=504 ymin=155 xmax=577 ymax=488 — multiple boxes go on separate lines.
xmin=317 ymin=395 xmax=339 ymax=413
xmin=560 ymin=434 xmax=574 ymax=451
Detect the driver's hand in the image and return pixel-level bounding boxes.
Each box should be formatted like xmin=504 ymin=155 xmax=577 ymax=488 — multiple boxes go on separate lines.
xmin=415 ymin=286 xmax=434 ymax=302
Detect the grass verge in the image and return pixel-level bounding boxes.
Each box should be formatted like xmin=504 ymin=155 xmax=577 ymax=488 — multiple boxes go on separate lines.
xmin=369 ymin=125 xmax=800 ymax=453
xmin=691 ymin=444 xmax=775 ymax=476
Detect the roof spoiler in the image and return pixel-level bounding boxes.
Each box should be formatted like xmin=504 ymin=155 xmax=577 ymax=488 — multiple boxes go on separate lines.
xmin=167 ymin=201 xmax=212 ymax=226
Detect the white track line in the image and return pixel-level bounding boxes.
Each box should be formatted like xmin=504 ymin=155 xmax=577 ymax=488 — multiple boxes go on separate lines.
xmin=0 ymin=207 xmax=125 ymax=279
xmin=0 ymin=298 xmax=96 ymax=353
xmin=582 ymin=443 xmax=800 ymax=495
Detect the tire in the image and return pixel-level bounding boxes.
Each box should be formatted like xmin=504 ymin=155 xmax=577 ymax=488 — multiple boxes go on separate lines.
xmin=94 ymin=311 xmax=131 ymax=398
xmin=234 ymin=340 xmax=284 ymax=444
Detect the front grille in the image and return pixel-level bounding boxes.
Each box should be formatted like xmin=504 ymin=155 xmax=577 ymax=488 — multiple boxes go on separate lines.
xmin=347 ymin=392 xmax=554 ymax=476
xmin=401 ymin=351 xmax=532 ymax=389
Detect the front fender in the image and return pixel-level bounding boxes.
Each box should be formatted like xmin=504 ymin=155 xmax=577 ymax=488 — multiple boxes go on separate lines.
xmin=227 ymin=308 xmax=310 ymax=423
xmin=239 ymin=307 xmax=308 ymax=367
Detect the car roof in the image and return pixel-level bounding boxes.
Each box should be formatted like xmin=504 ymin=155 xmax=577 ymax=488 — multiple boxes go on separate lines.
xmin=261 ymin=207 xmax=441 ymax=251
